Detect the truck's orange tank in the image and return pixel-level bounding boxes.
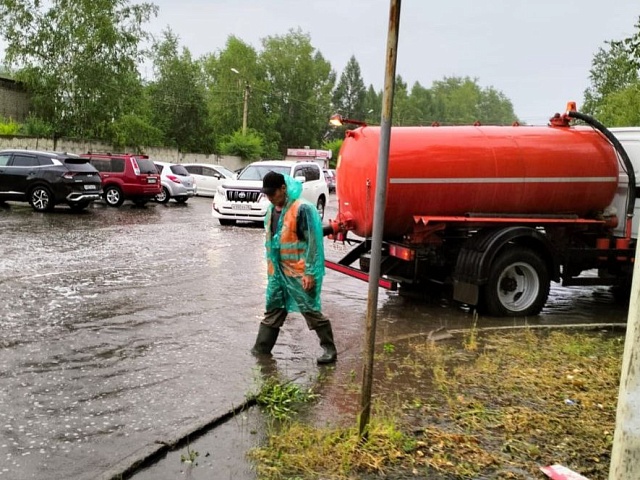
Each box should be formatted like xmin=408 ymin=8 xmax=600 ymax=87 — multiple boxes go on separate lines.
xmin=336 ymin=125 xmax=619 ymax=238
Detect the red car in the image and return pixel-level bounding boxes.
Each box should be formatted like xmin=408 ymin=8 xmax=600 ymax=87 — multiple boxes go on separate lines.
xmin=80 ymin=153 xmax=161 ymax=207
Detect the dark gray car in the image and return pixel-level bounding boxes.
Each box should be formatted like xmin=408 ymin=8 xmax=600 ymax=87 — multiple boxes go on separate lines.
xmin=0 ymin=149 xmax=103 ymax=211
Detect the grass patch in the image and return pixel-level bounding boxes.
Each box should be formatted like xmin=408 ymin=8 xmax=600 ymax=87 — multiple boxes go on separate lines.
xmin=249 ymin=328 xmax=624 ymax=479
xmin=254 ymin=377 xmax=318 ymax=422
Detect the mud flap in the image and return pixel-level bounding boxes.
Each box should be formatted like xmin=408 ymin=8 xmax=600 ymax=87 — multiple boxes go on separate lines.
xmin=452 ymin=279 xmax=479 ymax=306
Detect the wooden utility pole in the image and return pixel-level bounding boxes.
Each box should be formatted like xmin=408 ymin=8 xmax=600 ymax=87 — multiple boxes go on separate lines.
xmin=358 ymin=0 xmax=401 ymax=439
xmin=241 ymin=82 xmax=250 ymax=136
xmin=609 ymin=238 xmax=640 ymax=479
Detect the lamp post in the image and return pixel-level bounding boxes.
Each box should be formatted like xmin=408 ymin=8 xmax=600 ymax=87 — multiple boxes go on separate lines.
xmin=329 ymin=114 xmax=368 ymax=128
xmin=231 ymin=68 xmax=250 ymax=135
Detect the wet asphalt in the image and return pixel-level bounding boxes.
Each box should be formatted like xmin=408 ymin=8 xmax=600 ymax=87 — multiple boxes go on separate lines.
xmin=0 ymin=194 xmax=630 ymax=480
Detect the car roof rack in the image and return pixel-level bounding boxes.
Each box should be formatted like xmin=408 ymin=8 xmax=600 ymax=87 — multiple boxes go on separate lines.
xmin=85 ymin=151 xmax=149 ymax=158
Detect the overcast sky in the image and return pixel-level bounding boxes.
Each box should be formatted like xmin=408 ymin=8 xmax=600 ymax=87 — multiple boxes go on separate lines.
xmin=148 ymin=0 xmax=638 ymax=125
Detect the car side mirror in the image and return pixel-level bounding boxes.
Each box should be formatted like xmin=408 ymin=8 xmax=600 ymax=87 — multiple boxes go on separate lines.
xmin=294 ymin=175 xmax=306 ymax=183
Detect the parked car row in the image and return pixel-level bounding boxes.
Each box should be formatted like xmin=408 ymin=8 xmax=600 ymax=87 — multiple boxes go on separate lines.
xmin=0 ymin=149 xmax=203 ymax=211
xmin=0 ymin=149 xmax=335 ymax=217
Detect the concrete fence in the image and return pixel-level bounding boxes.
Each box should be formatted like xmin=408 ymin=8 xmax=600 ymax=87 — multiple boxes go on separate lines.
xmin=0 ymin=134 xmax=247 ymax=171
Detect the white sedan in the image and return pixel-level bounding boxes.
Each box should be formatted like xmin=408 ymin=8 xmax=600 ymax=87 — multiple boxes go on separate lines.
xmin=182 ymin=163 xmax=236 ymax=197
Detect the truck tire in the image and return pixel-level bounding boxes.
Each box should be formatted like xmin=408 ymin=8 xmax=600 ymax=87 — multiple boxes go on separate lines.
xmin=482 ymin=247 xmax=549 ymax=317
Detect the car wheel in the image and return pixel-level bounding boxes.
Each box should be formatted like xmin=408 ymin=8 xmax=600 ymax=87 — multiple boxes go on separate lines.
xmin=481 ymin=247 xmax=549 ymax=317
xmin=29 ymin=186 xmax=54 ymax=212
xmin=104 ymin=186 xmax=124 ymax=207
xmin=69 ymin=201 xmax=91 ymax=212
xmin=175 ymin=197 xmax=188 ymax=204
xmin=316 ymin=196 xmax=326 ymax=220
xmin=219 ymin=219 xmax=236 ymax=226
xmin=155 ymin=187 xmax=170 ymax=204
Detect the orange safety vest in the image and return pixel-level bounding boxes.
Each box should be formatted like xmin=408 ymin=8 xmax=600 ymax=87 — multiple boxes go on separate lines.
xmin=265 ymin=201 xmax=307 ymax=278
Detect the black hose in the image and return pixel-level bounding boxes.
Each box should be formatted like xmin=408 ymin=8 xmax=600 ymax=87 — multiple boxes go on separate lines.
xmin=567 ymin=110 xmax=636 ymax=217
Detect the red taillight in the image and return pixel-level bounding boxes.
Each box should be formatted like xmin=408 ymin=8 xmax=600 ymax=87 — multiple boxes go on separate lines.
xmin=389 ymin=244 xmax=415 ymax=261
xmin=167 ymin=174 xmax=181 ymax=184
xmin=130 ymin=158 xmax=141 ymax=175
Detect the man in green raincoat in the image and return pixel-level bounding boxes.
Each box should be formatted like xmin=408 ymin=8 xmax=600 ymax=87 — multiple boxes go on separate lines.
xmin=250 ymin=171 xmax=337 ymax=364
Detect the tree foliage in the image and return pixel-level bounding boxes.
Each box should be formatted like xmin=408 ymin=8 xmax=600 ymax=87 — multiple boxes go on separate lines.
xmin=147 ymin=29 xmax=213 ymax=153
xmin=201 ymin=36 xmax=266 ymax=145
xmin=218 ymin=129 xmax=264 ymax=161
xmin=0 ymin=2 xmax=523 ymax=154
xmin=0 ymin=0 xmax=157 ymax=139
xmin=259 ymin=29 xmax=336 ymax=153
xmin=332 ymin=55 xmax=366 ymax=119
xmin=583 ymin=16 xmax=640 ymax=124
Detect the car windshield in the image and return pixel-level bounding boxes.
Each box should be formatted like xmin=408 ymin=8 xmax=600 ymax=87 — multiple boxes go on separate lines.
xmin=217 ymin=166 xmax=235 ymax=178
xmin=238 ymin=165 xmax=290 ymax=181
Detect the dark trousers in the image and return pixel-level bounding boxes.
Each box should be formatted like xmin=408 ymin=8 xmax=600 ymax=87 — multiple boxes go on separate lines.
xmin=262 ymin=308 xmax=330 ymax=330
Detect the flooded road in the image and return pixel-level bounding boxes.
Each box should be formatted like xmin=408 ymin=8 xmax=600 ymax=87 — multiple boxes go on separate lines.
xmin=0 ymin=195 xmax=630 ymax=479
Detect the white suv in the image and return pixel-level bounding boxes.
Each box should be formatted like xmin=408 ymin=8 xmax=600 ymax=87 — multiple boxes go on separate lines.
xmin=211 ymin=160 xmax=329 ymax=226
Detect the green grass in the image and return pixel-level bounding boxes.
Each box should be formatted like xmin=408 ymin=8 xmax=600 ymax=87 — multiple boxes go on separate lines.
xmin=249 ymin=328 xmax=624 ymax=479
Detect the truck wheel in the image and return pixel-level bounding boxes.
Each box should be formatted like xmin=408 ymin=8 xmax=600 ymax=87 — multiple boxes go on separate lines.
xmin=482 ymin=247 xmax=549 ymax=317
xmin=104 ymin=186 xmax=124 ymax=207
xmin=29 ymin=186 xmax=54 ymax=212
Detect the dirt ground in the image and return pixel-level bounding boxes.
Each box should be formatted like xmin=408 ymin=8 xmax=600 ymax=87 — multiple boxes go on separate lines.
xmin=249 ymin=325 xmax=625 ymax=480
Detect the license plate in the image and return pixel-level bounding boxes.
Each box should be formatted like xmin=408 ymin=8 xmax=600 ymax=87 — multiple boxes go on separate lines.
xmin=148 ymin=178 xmax=157 ymax=183
xmin=84 ymin=184 xmax=97 ymax=190
xmin=233 ymin=204 xmax=251 ymax=210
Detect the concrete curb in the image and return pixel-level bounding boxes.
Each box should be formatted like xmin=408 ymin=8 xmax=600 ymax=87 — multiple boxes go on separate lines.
xmin=97 ymin=396 xmax=257 ymax=480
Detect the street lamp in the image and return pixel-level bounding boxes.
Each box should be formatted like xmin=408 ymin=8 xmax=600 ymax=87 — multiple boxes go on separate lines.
xmin=329 ymin=113 xmax=368 ymax=127
xmin=231 ymin=68 xmax=250 ymax=135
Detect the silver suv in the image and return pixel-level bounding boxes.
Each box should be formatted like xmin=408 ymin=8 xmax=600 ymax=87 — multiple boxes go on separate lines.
xmin=211 ymin=160 xmax=329 ymax=226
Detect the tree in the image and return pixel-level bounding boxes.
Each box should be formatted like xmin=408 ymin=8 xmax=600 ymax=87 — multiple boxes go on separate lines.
xmin=218 ymin=129 xmax=264 ymax=161
xmin=596 ymin=84 xmax=640 ymax=126
xmin=0 ymin=0 xmax=157 ymax=141
xmin=200 ymin=36 xmax=271 ymax=149
xmin=363 ymin=85 xmax=382 ymax=125
xmin=429 ymin=76 xmax=517 ymax=125
xmin=147 ymin=30 xmax=214 ymax=153
xmin=332 ymin=55 xmax=366 ymax=119
xmin=259 ymin=29 xmax=336 ymax=154
xmin=583 ymin=16 xmax=640 ymax=123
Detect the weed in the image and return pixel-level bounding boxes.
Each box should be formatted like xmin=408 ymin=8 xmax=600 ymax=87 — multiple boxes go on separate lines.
xmin=255 ymin=378 xmax=318 ymax=421
xmin=180 ymin=443 xmax=199 ymax=464
xmin=383 ymin=342 xmax=395 ymax=354
xmin=249 ymin=328 xmax=624 ymax=479
xmin=463 ymin=312 xmax=479 ymax=351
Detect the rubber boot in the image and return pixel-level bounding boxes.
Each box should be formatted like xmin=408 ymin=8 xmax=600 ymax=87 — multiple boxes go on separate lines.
xmin=314 ymin=323 xmax=337 ymax=364
xmin=251 ymin=324 xmax=279 ymax=356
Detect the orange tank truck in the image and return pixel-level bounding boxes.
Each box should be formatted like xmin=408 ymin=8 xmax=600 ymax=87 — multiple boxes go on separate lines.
xmin=325 ymin=108 xmax=638 ymax=317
